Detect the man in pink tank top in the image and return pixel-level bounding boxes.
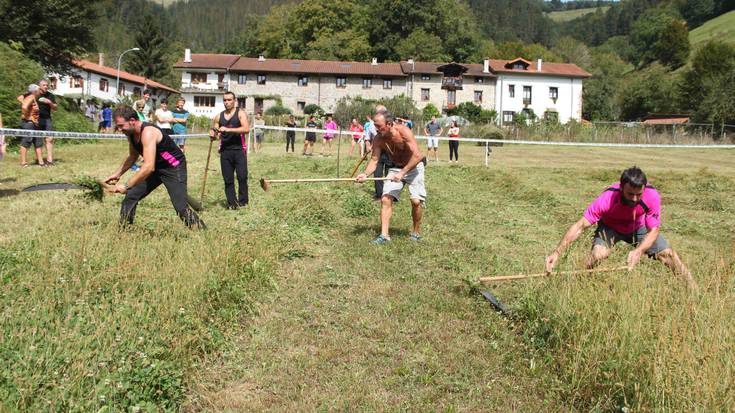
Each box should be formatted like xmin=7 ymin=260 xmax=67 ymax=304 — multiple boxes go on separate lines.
xmin=545 ymin=166 xmax=695 ymax=289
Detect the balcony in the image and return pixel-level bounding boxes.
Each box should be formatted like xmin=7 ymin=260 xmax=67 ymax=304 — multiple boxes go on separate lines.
xmin=523 ymin=98 xmax=532 ymax=106
xmin=441 ymin=76 xmax=463 ymax=90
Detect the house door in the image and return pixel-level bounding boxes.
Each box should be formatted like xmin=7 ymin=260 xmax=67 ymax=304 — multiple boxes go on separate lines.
xmin=255 ymin=98 xmax=264 ymax=114
xmin=237 ymin=97 xmax=247 ymax=110
xmin=447 ymin=90 xmax=456 ymax=107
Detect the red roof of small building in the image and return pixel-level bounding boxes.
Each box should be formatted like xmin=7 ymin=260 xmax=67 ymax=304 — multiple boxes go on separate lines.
xmin=230 ymin=57 xmax=406 ymax=77
xmin=73 ymin=60 xmax=179 ymax=94
xmin=487 ymin=58 xmax=591 ymax=78
xmin=642 ymin=117 xmax=690 ymax=125
xmin=173 ymin=53 xmax=241 ymax=70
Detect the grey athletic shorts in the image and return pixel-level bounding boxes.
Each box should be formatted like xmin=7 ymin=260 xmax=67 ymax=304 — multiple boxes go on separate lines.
xmin=593 ymin=222 xmax=670 ymax=257
xmin=19 ymin=121 xmax=43 ymax=148
xmin=382 ymin=162 xmax=426 ymax=203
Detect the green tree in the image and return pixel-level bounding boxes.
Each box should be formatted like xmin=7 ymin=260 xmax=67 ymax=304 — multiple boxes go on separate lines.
xmin=0 ymin=42 xmax=44 ymax=122
xmin=305 ymin=30 xmax=372 ymax=61
xmin=618 ymin=63 xmax=677 ymax=120
xmin=630 ymin=8 xmax=690 ymax=69
xmin=679 ymin=0 xmax=715 ymax=28
xmin=422 ymin=103 xmax=441 ymax=119
xmin=0 ymin=0 xmax=98 ymax=73
xmin=700 ymin=70 xmax=735 ymax=129
xmin=677 ymin=40 xmax=735 ymax=122
xmin=553 ymin=36 xmax=592 ymax=69
xmin=394 ymin=29 xmax=449 ymax=61
xmin=583 ymin=51 xmax=631 ymax=120
xmin=495 ymin=42 xmax=563 ymax=62
xmin=126 ymin=13 xmax=169 ymax=81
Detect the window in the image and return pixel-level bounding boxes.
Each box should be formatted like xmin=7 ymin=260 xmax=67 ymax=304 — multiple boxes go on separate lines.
xmin=474 ymin=90 xmax=483 ymax=104
xmin=508 ymin=84 xmax=515 ymax=98
xmin=217 ymin=73 xmax=225 ymax=85
xmin=237 ymin=97 xmax=247 ymax=108
xmin=194 ymin=95 xmax=215 ymax=107
xmin=502 ymin=111 xmax=515 ymax=124
xmin=71 ymin=76 xmax=84 ymax=88
xmin=133 ymin=87 xmax=141 ymax=97
xmin=549 ymin=87 xmax=558 ymax=100
xmin=421 ymin=74 xmax=431 ymax=81
xmin=513 ymin=62 xmax=526 ymax=70
xmin=447 ymin=90 xmax=456 ymax=105
xmin=336 ymin=77 xmax=347 ymax=88
xmin=544 ymin=110 xmax=559 ymax=122
xmin=118 ymin=83 xmax=125 ymax=96
xmin=257 ymin=74 xmax=266 ymax=85
xmin=191 ymin=73 xmax=207 ymax=84
xmin=523 ymin=86 xmax=532 ymax=105
xmin=475 ymin=77 xmax=484 ymax=84
xmin=49 ymin=77 xmax=57 ymax=90
xmin=421 ymin=88 xmax=430 ymax=101
xmin=238 ymin=74 xmax=247 ymax=84
xmin=99 ymin=78 xmax=109 ymax=92
xmin=297 ymin=101 xmax=306 ymax=112
xmin=362 ymin=78 xmax=372 ymax=89
xmin=298 ymin=75 xmax=308 ymax=86
xmin=383 ymin=78 xmax=392 ymax=89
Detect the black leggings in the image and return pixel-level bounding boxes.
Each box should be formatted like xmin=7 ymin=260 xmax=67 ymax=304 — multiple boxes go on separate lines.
xmin=286 ymin=132 xmax=295 ymax=152
xmin=448 ymin=140 xmax=459 ymax=161
xmin=120 ymin=161 xmax=205 ymax=229
xmin=220 ymin=148 xmax=248 ymax=207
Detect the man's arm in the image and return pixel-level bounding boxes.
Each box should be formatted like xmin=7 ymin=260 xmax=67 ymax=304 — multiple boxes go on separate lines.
xmin=104 ymin=143 xmax=139 ymax=184
xmin=356 ymin=144 xmax=382 ymax=182
xmin=627 ymin=226 xmax=659 ymax=269
xmin=21 ymin=95 xmax=34 ymax=114
xmin=209 ymin=115 xmax=220 ymax=140
xmin=39 ymin=96 xmax=57 ymax=110
xmin=545 ymin=217 xmax=593 ymax=272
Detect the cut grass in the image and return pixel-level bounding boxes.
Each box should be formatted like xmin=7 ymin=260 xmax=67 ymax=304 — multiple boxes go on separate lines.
xmin=547 ymin=6 xmax=610 ymax=23
xmin=1 ymin=139 xmax=733 ymax=411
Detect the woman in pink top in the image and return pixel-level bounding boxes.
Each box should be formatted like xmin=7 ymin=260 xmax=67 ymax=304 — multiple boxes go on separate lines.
xmin=321 ymin=115 xmax=338 ymax=156
xmin=447 ymin=121 xmax=460 ymax=163
xmin=545 ymin=166 xmax=696 ymax=289
xmin=348 ymin=117 xmax=364 ymax=157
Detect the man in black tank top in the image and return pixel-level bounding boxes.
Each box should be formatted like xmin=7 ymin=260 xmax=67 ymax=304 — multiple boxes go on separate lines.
xmin=210 ymin=91 xmax=250 ymax=209
xmin=103 ymin=105 xmax=205 ymax=229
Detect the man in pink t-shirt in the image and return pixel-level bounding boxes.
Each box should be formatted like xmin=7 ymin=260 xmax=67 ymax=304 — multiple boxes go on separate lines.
xmin=545 ymin=167 xmax=695 ymax=288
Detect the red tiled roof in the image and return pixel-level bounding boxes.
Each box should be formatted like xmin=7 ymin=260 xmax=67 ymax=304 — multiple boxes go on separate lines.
xmin=642 ymin=117 xmax=689 ymax=125
xmin=230 ymin=57 xmax=406 ymax=77
xmin=399 ymin=61 xmax=496 ymax=78
xmin=73 ymin=60 xmax=179 ymax=94
xmin=488 ymin=59 xmax=591 ymax=78
xmin=173 ymin=53 xmax=241 ymax=69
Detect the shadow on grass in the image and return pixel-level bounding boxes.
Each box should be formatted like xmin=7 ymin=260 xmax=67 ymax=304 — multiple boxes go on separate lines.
xmin=350 ymin=223 xmax=413 ymax=238
xmin=0 ymin=188 xmax=19 ymax=198
xmin=0 ymin=177 xmax=17 ymax=183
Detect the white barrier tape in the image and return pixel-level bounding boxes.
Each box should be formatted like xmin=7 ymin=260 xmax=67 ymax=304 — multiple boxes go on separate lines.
xmin=3 ymin=126 xmax=733 ymax=149
xmin=255 ymin=125 xmax=735 ymax=149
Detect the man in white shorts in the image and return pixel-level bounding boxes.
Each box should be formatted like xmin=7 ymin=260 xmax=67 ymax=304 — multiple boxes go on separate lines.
xmin=424 ymin=115 xmax=442 ymax=161
xmin=357 ymin=111 xmax=426 ymax=244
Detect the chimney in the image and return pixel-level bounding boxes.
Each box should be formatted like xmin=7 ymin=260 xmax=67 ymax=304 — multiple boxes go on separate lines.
xmin=407 ymin=58 xmax=414 ymax=65
xmin=371 ymin=57 xmax=378 ymax=66
xmin=483 ymin=59 xmax=490 ymax=73
xmin=98 ymin=53 xmax=105 ymax=66
xmin=184 ymin=48 xmax=192 ymax=63
xmin=258 ymin=55 xmax=265 ymax=62
xmin=537 ymin=58 xmax=543 ymax=71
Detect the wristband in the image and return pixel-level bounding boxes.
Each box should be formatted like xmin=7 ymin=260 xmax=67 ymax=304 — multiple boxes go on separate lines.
xmin=124 ymin=183 xmax=129 ymax=190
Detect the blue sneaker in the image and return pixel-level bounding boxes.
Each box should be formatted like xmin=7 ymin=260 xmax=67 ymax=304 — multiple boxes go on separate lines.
xmin=409 ymin=232 xmax=422 ymax=242
xmin=131 ymin=163 xmax=141 ymax=172
xmin=370 ymin=234 xmax=391 ymax=245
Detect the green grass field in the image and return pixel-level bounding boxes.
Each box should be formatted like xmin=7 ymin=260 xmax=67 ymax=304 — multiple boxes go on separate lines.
xmin=1 ymin=136 xmax=733 ymax=411
xmin=547 ymin=7 xmax=610 ymax=22
xmin=689 ymin=10 xmax=735 ymax=49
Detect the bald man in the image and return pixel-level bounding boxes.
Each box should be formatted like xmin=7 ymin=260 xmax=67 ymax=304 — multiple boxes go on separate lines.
xmin=357 ymin=110 xmax=425 ymax=244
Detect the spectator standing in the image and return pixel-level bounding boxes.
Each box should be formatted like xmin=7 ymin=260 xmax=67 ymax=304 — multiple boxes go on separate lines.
xmin=155 ymin=98 xmax=174 ymax=136
xmin=285 ymin=115 xmax=296 ymax=153
xmin=36 ymin=79 xmax=57 ymax=165
xmin=98 ymin=103 xmax=113 ymax=133
xmin=321 ymin=115 xmax=337 ymax=156
xmin=0 ymin=113 xmax=5 ymax=161
xmin=134 ymin=100 xmax=147 ymax=121
xmin=171 ymin=97 xmax=189 ymax=151
xmin=142 ymin=89 xmax=154 ymax=121
xmin=348 ymin=117 xmax=364 ymax=157
xmin=19 ymin=84 xmax=45 ymax=167
xmin=424 ymin=116 xmax=443 ymax=162
xmin=253 ymin=112 xmax=265 ymax=153
xmin=363 ymin=114 xmax=376 ymax=153
xmin=447 ymin=121 xmax=460 ymax=163
xmin=84 ymin=99 xmax=98 ymax=124
xmin=303 ymin=116 xmax=317 ymax=156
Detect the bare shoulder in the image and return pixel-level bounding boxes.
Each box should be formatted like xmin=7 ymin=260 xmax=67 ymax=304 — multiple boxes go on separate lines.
xmin=141 ymin=125 xmax=162 ymax=144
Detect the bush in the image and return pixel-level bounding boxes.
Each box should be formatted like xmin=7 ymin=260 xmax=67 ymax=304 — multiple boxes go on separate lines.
xmin=265 ymin=105 xmax=292 ymax=116
xmin=333 ymin=96 xmax=375 ymax=127
xmin=0 ymin=42 xmax=45 ymax=123
xmin=422 ymin=103 xmax=440 ymax=119
xmin=303 ymin=104 xmax=324 ymax=116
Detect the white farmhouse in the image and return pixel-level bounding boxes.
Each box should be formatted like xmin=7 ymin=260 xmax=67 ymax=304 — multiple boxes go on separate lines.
xmin=174 ymin=50 xmax=591 ymax=124
xmin=490 ymin=58 xmax=590 ymax=124
xmin=49 ymin=55 xmax=178 ymax=103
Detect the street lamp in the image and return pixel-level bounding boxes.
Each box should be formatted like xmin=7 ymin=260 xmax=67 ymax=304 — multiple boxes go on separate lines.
xmin=116 ymin=47 xmax=140 ymax=99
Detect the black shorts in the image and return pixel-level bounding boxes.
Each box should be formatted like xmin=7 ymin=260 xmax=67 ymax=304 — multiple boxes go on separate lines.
xmin=38 ymin=118 xmax=53 ymax=132
xmin=19 ymin=121 xmax=43 ymax=148
xmin=593 ymin=222 xmax=670 ymax=257
xmin=305 ymin=134 xmax=316 ymax=142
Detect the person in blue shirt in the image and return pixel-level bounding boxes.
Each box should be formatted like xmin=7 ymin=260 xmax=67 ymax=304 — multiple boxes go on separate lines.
xmin=171 ymin=97 xmax=190 ymax=152
xmin=98 ymin=103 xmax=113 ymax=133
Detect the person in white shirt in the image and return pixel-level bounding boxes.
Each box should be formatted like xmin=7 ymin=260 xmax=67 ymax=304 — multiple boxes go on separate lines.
xmin=154 ymin=98 xmax=174 ymax=135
